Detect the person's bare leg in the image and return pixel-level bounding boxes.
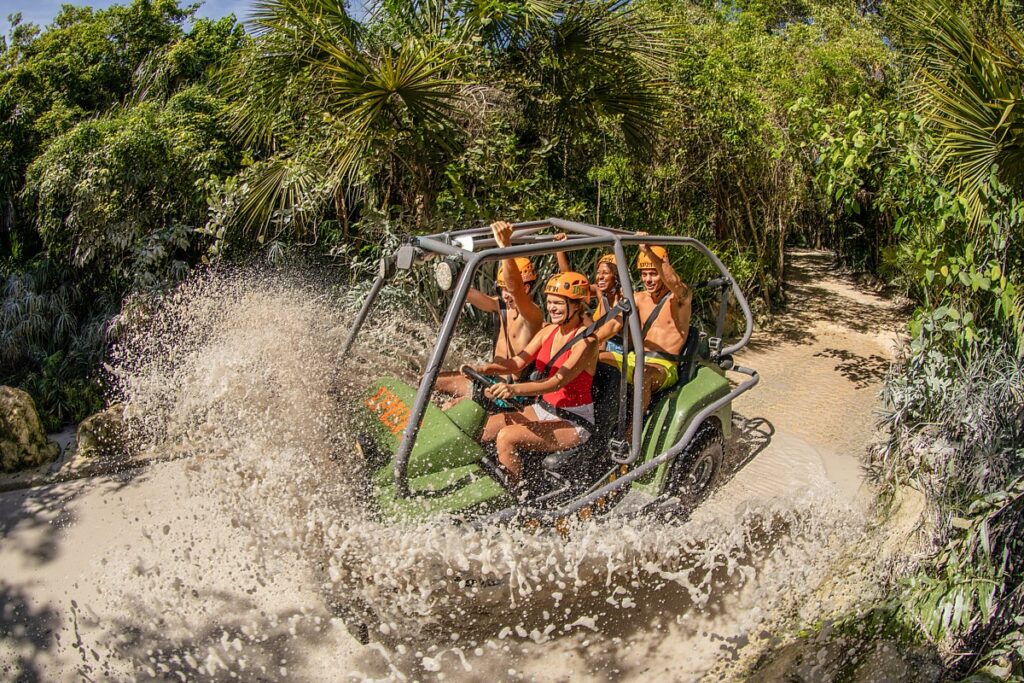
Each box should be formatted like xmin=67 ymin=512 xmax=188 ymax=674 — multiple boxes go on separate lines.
xmin=433 ymin=372 xmax=472 ymax=399
xmin=494 ymin=420 xmax=584 ymax=483
xmin=481 ymin=410 xmax=530 ymax=443
xmin=641 ymin=364 xmax=668 ymax=415
xmin=624 ymin=363 xmax=669 ymax=441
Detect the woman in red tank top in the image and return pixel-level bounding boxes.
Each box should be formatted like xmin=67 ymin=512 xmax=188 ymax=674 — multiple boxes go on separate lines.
xmin=467 ymin=272 xmax=599 ymax=487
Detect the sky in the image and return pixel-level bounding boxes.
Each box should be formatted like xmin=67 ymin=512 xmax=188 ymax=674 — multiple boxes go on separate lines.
xmin=1 ymin=0 xmax=254 ymax=30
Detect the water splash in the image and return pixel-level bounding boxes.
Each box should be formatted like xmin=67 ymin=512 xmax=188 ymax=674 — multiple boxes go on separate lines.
xmin=88 ymin=266 xmax=864 ymax=681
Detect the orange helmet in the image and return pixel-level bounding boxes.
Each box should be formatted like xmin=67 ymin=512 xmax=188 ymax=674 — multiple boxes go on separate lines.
xmin=544 ymin=272 xmax=590 ymax=303
xmin=597 ymin=253 xmax=617 ymax=268
xmin=636 ymin=246 xmax=669 ymax=271
xmin=496 ymin=258 xmax=537 ymax=288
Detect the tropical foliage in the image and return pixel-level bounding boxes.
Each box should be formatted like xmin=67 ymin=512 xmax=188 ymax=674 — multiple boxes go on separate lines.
xmin=1 ymin=0 xmax=1023 ymax=674
xmin=0 ymin=2 xmax=244 ymax=426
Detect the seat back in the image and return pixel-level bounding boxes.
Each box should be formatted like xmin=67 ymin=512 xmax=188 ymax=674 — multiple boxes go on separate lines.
xmin=590 ymin=362 xmax=621 ymax=439
xmin=675 ymin=325 xmax=703 ymax=386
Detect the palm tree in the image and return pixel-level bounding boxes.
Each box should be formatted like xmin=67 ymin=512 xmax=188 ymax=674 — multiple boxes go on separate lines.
xmin=218 ymin=0 xmax=676 ymax=240
xmin=898 ymin=0 xmax=1024 ymax=224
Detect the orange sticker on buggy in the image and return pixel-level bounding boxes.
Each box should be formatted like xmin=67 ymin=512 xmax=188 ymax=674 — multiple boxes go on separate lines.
xmin=365 ymin=386 xmax=410 ymax=436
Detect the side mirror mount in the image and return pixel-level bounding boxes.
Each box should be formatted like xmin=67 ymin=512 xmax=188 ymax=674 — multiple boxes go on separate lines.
xmin=395 ymin=244 xmax=419 ymax=270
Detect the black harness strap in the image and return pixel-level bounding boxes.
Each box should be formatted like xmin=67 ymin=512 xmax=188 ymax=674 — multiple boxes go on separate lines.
xmin=640 ymin=294 xmax=671 ymax=338
xmin=538 ymin=300 xmax=632 ymax=379
xmin=637 ymin=293 xmax=683 ymax=362
xmin=599 ymin=293 xmax=625 ymax=348
xmin=537 ymin=400 xmax=594 ymax=430
xmin=615 ymin=313 xmax=631 ymax=440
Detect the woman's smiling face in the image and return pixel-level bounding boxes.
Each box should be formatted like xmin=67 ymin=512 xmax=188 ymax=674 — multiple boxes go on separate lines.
xmin=594 ymin=262 xmax=617 ymax=293
xmin=545 ymin=294 xmax=572 ymax=324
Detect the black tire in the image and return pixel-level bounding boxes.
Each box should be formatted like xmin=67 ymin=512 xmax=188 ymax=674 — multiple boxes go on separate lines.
xmin=665 ymin=421 xmax=723 ymax=507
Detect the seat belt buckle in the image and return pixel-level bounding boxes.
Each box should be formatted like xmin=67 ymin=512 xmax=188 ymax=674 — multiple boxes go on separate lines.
xmin=608 ymin=438 xmax=630 ymax=464
xmin=708 ymin=336 xmax=722 ymax=359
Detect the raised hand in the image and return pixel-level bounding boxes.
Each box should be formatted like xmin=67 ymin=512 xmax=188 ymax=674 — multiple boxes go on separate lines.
xmin=490 ymin=220 xmax=513 ymax=248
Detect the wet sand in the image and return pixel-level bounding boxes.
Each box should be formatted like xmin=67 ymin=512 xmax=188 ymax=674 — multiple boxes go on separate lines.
xmin=0 ymin=251 xmax=907 ymax=681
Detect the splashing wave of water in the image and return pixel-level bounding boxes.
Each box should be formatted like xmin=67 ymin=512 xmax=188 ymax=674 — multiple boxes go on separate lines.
xmin=96 ymin=267 xmax=863 ymax=680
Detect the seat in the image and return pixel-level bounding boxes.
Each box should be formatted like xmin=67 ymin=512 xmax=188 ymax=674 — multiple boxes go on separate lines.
xmin=538 ymin=326 xmax=704 ymax=475
xmin=671 ymin=324 xmax=704 ymax=387
xmin=541 ymin=362 xmax=621 ymax=473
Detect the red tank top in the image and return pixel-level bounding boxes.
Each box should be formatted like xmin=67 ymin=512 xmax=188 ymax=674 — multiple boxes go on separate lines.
xmin=534 ymin=326 xmax=594 ymax=408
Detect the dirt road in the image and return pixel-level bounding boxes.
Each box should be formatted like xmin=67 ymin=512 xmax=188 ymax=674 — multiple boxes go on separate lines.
xmin=0 ymin=251 xmax=907 ymax=681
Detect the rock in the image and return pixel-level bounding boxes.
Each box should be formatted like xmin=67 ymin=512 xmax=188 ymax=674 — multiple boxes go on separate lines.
xmin=75 ymin=405 xmax=132 ymax=460
xmin=0 ymin=386 xmax=60 ymax=472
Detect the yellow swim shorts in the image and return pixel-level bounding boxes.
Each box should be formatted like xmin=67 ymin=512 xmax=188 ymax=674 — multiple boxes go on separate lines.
xmin=607 ymin=351 xmax=678 ymax=392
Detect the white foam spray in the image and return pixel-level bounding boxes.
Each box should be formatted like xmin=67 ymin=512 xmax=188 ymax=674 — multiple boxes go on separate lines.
xmin=84 ymin=266 xmax=864 ymax=681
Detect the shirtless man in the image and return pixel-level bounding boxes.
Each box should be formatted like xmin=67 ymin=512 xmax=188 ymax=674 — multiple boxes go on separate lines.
xmin=602 ymin=242 xmax=692 ymax=415
xmin=433 ymin=221 xmax=545 ymax=399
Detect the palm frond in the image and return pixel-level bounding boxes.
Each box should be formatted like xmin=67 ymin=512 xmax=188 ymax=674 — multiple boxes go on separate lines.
xmin=313 ymin=38 xmax=461 ymax=139
xmin=235 ymin=156 xmax=328 ymax=239
xmin=899 ymin=0 xmax=1024 ymax=224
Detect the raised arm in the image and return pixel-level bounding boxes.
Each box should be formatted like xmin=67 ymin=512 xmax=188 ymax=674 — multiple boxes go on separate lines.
xmin=639 ymin=243 xmax=692 ymax=304
xmin=553 ymin=233 xmax=572 ymax=273
xmin=467 ymin=288 xmax=499 ymax=313
xmin=491 ymin=221 xmax=545 ymax=329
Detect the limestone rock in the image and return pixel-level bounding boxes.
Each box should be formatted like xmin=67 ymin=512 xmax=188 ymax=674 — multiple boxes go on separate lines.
xmin=75 ymin=405 xmax=131 ymax=460
xmin=0 ymin=386 xmax=59 ymax=472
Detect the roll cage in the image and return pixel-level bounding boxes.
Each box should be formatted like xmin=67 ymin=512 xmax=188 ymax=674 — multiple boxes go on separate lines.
xmin=341 ymin=218 xmax=760 ymax=520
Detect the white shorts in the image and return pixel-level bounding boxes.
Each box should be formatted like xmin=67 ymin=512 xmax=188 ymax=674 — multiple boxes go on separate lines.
xmin=531 ymin=402 xmax=594 ymax=442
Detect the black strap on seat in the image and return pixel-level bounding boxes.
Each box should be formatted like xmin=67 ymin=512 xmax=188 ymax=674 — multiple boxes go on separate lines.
xmin=538 ymin=299 xmax=631 ymax=379
xmin=537 ymin=399 xmax=594 ymax=431
xmin=615 ymin=310 xmax=631 ymax=441
xmin=646 ymin=349 xmax=683 ymax=363
xmin=598 ymin=293 xmax=625 ymax=348
xmin=639 ymin=294 xmax=683 ymax=362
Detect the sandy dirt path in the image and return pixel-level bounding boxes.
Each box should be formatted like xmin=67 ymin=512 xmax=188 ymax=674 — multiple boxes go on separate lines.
xmin=0 ymin=250 xmax=907 ymax=681
xmin=708 ymin=249 xmax=907 ymax=511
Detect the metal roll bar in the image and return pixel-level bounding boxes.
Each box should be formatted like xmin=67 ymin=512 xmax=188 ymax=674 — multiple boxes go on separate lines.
xmin=339 ymin=218 xmax=756 ymax=500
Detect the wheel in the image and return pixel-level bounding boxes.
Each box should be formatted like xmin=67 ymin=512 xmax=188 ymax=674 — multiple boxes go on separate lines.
xmin=665 ymin=421 xmax=723 ymax=507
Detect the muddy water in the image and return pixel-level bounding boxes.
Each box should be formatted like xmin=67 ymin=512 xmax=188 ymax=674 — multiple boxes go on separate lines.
xmin=0 ymin=252 xmax=905 ymax=681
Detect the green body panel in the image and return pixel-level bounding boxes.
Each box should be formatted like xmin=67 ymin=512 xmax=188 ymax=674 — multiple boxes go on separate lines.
xmin=631 ymin=365 xmax=732 ymax=497
xmin=361 ymin=378 xmax=505 ymax=520
xmin=373 ymin=463 xmax=511 ymax=521
xmin=443 ymin=398 xmax=486 ymax=440
xmin=360 ymin=364 xmax=736 ymax=520
xmin=360 ymin=378 xmax=487 ymax=479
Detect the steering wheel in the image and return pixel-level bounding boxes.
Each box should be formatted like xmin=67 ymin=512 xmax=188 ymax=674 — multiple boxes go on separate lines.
xmin=461 ymin=365 xmax=528 ymax=411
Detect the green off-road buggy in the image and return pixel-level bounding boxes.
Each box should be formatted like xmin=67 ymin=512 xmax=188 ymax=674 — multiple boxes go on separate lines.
xmin=342 ymin=218 xmax=759 ymax=528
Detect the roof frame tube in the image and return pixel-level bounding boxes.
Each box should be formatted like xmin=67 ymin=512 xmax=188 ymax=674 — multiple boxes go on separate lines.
xmin=340 ymin=274 xmax=388 ymax=359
